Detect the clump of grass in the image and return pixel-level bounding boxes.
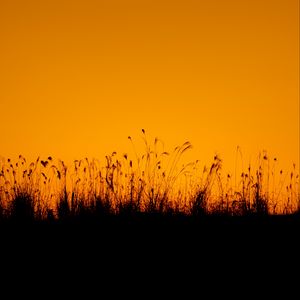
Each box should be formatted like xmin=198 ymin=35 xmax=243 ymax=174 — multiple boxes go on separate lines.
xmin=0 ymin=155 xmax=60 ymax=221
xmin=10 ymin=192 xmax=35 ymax=222
xmin=190 ymin=155 xmax=222 ymax=216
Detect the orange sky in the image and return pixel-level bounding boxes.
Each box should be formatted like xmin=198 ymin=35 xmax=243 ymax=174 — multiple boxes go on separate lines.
xmin=0 ymin=0 xmax=299 ymax=173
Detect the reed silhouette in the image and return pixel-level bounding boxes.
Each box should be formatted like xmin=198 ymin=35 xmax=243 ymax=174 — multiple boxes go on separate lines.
xmin=0 ymin=134 xmax=298 ymax=292
xmin=0 ymin=131 xmax=299 ymax=224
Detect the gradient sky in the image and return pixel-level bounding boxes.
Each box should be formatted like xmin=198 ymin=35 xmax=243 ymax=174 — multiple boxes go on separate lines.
xmin=0 ymin=0 xmax=299 ymax=173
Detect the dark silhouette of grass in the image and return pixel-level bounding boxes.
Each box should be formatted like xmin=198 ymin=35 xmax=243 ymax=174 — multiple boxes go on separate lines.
xmin=0 ymin=148 xmax=298 ymax=296
xmin=0 ymin=131 xmax=299 ymax=231
xmin=10 ymin=192 xmax=35 ymax=222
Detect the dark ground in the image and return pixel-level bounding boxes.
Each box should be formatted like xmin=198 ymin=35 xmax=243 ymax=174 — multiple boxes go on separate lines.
xmin=1 ymin=214 xmax=299 ymax=258
xmin=0 ymin=215 xmax=299 ymax=295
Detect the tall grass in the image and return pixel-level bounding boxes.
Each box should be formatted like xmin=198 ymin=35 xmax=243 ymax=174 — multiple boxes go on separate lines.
xmin=0 ymin=131 xmax=299 ymax=222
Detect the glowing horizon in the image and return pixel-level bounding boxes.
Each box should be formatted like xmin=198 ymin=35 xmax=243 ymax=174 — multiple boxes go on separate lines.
xmin=0 ymin=0 xmax=299 ymax=175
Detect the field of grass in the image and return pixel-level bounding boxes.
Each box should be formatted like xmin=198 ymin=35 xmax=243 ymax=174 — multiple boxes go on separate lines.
xmin=1 ymin=133 xmax=299 ymax=290
xmin=1 ymin=131 xmax=299 ymax=223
